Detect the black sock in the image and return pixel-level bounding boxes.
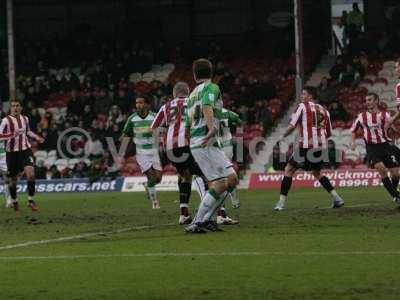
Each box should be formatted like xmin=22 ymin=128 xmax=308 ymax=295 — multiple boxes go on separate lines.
xmin=179 ymin=182 xmax=192 ymax=205
xmin=9 ymin=183 xmax=16 ymax=200
xmin=27 ymin=180 xmax=35 ymax=197
xmin=392 ymin=177 xmax=399 ymax=190
xmin=280 ymin=176 xmax=292 ymax=196
xmin=319 ymin=176 xmax=334 ymax=193
xmin=382 ymin=177 xmax=399 ymax=198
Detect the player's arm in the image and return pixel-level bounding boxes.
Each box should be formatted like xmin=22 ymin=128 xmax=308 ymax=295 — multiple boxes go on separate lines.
xmin=278 ymin=104 xmax=302 ymax=142
xmin=385 ymin=111 xmax=400 ymax=131
xmin=25 ymin=117 xmax=44 ymax=143
xmin=228 ymin=110 xmax=242 ymax=128
xmin=120 ymin=116 xmax=134 ymax=141
xmin=151 ymin=105 xmax=166 ymax=131
xmin=350 ymin=115 xmax=361 ymax=150
xmin=0 ymin=118 xmax=17 ymax=140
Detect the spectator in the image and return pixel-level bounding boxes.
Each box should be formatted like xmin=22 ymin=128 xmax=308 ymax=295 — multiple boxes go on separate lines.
xmin=93 ymin=88 xmax=112 ymax=115
xmin=329 ymin=56 xmax=346 ymax=81
xmin=60 ymin=67 xmax=80 ymax=91
xmin=113 ymin=89 xmax=132 ymax=113
xmin=317 ymin=77 xmax=336 ymax=105
xmin=67 ymin=89 xmax=83 ymax=116
xmin=39 ymin=111 xmax=53 ymax=130
xmin=338 ymin=64 xmax=360 ymax=87
xmin=72 ymin=161 xmax=89 ymax=178
xmin=340 ymin=10 xmax=349 ymax=47
xmin=329 ymin=100 xmax=348 ymax=121
xmin=347 ymin=3 xmax=364 ymax=42
xmin=256 ymin=74 xmax=277 ymax=101
xmin=84 ymin=134 xmax=104 ymax=159
xmin=47 ymin=165 xmax=61 ymax=179
xmin=106 ymin=105 xmax=125 ymax=130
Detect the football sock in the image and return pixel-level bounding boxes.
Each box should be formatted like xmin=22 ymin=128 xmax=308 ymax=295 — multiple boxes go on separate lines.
xmin=392 ymin=177 xmax=399 ymax=190
xmin=382 ymin=176 xmax=400 ymax=198
xmin=319 ymin=176 xmax=334 ymax=193
xmin=193 ymin=176 xmax=207 ymax=200
xmin=146 ymin=182 xmax=157 ymax=201
xmin=230 ymin=188 xmax=240 ymax=207
xmin=2 ymin=175 xmax=10 ymax=202
xmin=9 ymin=183 xmax=17 ymax=201
xmin=280 ymin=176 xmax=292 ymax=196
xmin=180 ymin=203 xmax=189 ymax=217
xmin=193 ymin=188 xmax=219 ymax=223
xmin=27 ymin=180 xmax=35 ymax=200
xmin=203 ymin=190 xmax=229 ymax=222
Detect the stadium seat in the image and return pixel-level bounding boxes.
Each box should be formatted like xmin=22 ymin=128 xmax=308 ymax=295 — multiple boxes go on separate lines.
xmin=55 ymin=159 xmax=68 ymax=172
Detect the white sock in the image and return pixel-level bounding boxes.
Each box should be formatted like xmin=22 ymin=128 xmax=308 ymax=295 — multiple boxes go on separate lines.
xmin=147 ymin=184 xmax=157 ymax=202
xmin=193 ymin=190 xmax=219 ymax=223
xmin=203 ymin=191 xmax=229 ymax=222
xmin=277 ymin=195 xmax=287 ymax=206
xmin=230 ymin=188 xmax=240 ymax=207
xmin=193 ymin=176 xmax=207 ymax=200
xmin=3 ymin=183 xmax=11 ymax=203
xmin=330 ymin=190 xmax=341 ymax=200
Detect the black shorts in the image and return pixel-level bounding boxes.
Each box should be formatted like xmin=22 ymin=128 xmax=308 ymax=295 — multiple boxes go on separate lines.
xmin=6 ymin=149 xmax=35 ymax=177
xmin=366 ymin=143 xmax=399 ymax=168
xmin=288 ymin=147 xmax=327 ymax=171
xmin=165 ymin=146 xmax=203 ymax=176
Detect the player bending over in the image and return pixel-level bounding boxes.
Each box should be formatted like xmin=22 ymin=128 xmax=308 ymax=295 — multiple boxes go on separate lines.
xmin=0 ymin=99 xmax=44 ymax=213
xmin=275 ymin=87 xmax=344 ymax=210
xmin=185 ymin=58 xmax=238 ymax=233
xmin=351 ymin=93 xmax=400 ymax=206
xmin=122 ymin=97 xmax=162 ymax=209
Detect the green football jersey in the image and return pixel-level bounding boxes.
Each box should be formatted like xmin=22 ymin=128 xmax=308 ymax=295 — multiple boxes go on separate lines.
xmin=186 ymin=80 xmax=223 ymax=149
xmin=123 ymin=112 xmax=157 ymax=154
xmin=220 ymin=108 xmax=241 ymax=148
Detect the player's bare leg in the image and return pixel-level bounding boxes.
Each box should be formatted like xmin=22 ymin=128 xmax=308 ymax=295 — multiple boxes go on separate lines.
xmin=312 ymin=170 xmax=344 ymax=208
xmin=375 ymin=162 xmax=400 ymax=206
xmin=144 ymin=168 xmax=162 ymax=209
xmin=178 ymin=170 xmax=193 ymax=224
xmin=25 ymin=165 xmax=39 ymax=212
xmin=275 ymin=163 xmax=297 ymax=210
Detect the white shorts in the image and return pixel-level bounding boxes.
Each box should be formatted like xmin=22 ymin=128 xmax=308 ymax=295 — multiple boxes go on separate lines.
xmin=0 ymin=155 xmax=7 ymax=173
xmin=191 ymin=146 xmax=235 ymax=181
xmin=136 ymin=151 xmax=162 ymax=173
xmin=222 ymin=146 xmax=233 ymax=161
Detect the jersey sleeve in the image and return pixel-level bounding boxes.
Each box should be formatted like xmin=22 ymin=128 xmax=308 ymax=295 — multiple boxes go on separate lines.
xmin=122 ymin=116 xmax=134 ymax=136
xmin=201 ymin=84 xmax=220 ymax=106
xmin=289 ymin=104 xmax=303 ymax=127
xmin=151 ymin=105 xmax=166 ymax=129
xmin=228 ymin=110 xmax=241 ymax=126
xmin=350 ymin=114 xmax=362 ymax=133
xmin=0 ymin=118 xmax=12 ymax=140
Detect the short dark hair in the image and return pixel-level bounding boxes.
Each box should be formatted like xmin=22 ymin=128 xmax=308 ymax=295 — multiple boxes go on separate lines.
xmin=193 ymin=58 xmax=213 ymax=80
xmin=136 ymin=95 xmax=151 ymax=105
xmin=303 ymin=86 xmax=317 ymax=99
xmin=367 ymin=92 xmax=379 ymax=101
xmin=10 ymin=98 xmax=22 ymax=105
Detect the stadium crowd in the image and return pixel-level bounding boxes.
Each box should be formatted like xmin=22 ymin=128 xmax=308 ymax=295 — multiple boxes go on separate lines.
xmin=0 ymin=33 xmax=324 ymax=179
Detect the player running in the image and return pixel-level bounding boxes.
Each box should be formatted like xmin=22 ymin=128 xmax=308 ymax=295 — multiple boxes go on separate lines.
xmin=122 ymin=97 xmax=162 ymax=209
xmin=185 ymin=58 xmax=238 ymax=233
xmin=151 ymin=81 xmax=201 ymax=224
xmin=0 ymin=99 xmax=44 ymax=214
xmin=351 ymin=93 xmax=400 ymax=206
xmin=275 ymin=87 xmax=344 ymax=210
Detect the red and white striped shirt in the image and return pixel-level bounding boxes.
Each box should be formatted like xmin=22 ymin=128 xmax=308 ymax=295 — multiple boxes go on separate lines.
xmin=350 ymin=111 xmax=391 ymax=144
xmin=151 ymin=97 xmax=189 ymax=150
xmin=0 ymin=114 xmax=41 ymax=152
xmin=289 ymin=101 xmax=332 ymax=149
xmin=395 ymin=83 xmax=400 ymax=109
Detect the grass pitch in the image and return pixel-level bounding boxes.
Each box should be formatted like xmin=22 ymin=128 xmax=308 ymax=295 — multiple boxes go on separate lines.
xmin=0 ymin=187 xmax=400 ymax=300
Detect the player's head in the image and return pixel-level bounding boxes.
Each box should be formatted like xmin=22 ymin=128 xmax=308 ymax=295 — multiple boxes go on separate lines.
xmin=365 ymin=92 xmax=379 ymax=110
xmin=301 ymin=86 xmax=316 ymax=102
xmin=173 ymin=81 xmax=190 ymax=98
xmin=395 ymin=58 xmax=400 ymax=78
xmin=10 ymin=99 xmax=22 ymax=116
xmin=135 ymin=96 xmax=150 ymax=114
xmin=192 ymin=59 xmax=213 ymax=82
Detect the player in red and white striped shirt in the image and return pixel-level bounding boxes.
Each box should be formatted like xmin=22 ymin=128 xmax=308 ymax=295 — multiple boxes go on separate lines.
xmin=351 ymin=92 xmax=400 ymax=205
xmin=151 ymin=82 xmax=199 ymax=224
xmin=275 ymin=87 xmax=344 ymax=210
xmin=0 ymin=100 xmax=44 ymax=213
xmin=394 ymin=58 xmax=400 ymax=109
